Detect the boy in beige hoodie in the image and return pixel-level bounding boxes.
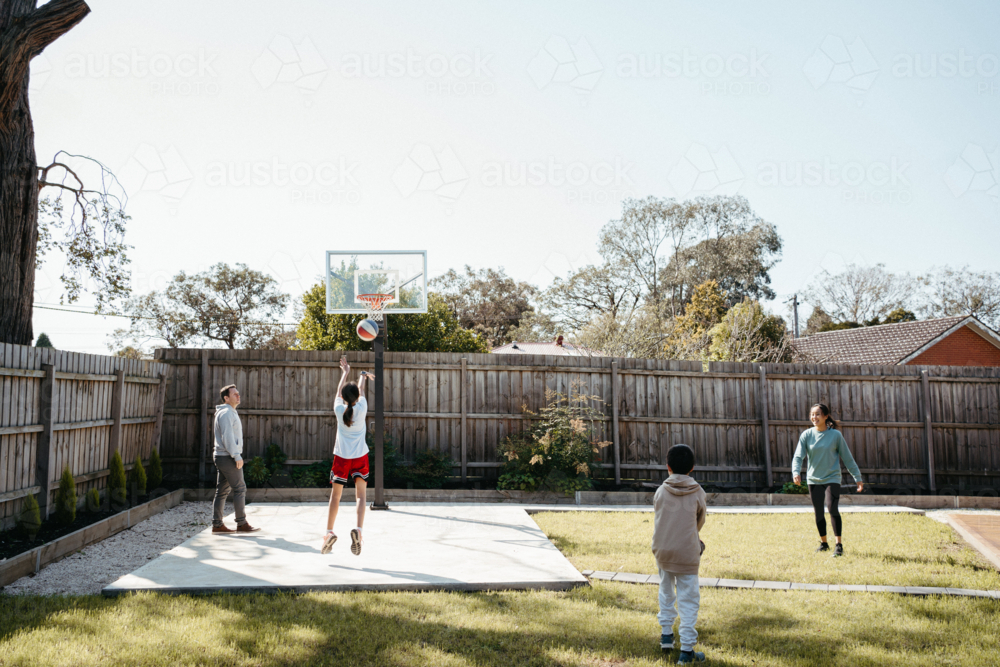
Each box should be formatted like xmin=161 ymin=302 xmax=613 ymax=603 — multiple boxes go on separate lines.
xmin=652 ymin=444 xmax=707 ymax=664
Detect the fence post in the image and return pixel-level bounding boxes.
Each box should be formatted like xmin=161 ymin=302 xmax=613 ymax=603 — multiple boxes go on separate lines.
xmin=35 ymin=364 xmax=56 ymax=519
xmin=150 ymin=372 xmax=168 ymax=455
xmin=921 ymin=369 xmax=936 ymax=492
xmin=200 ymin=350 xmax=210 ymax=483
xmin=461 ymin=357 xmax=468 ymax=484
xmin=759 ymin=366 xmax=773 ymax=488
xmin=109 ymin=368 xmax=126 ymax=463
xmin=611 ymin=361 xmax=621 ymax=487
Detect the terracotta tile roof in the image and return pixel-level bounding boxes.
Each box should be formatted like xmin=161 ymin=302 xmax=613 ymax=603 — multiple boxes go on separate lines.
xmin=492 ymin=341 xmax=603 ymax=357
xmin=793 ymin=316 xmax=970 ymax=364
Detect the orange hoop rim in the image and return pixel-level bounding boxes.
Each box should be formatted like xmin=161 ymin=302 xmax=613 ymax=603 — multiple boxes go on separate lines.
xmin=357 ymin=293 xmax=393 ymax=321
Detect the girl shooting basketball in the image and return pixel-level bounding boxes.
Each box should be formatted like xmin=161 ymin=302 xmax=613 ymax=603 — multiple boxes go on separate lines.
xmin=322 ymin=356 xmax=375 ymax=556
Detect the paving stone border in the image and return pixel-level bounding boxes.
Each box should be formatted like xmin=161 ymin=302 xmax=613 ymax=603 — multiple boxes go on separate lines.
xmin=581 ymin=570 xmax=1000 ymax=599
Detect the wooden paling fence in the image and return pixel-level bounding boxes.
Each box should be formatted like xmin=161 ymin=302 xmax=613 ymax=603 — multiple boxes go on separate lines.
xmin=156 ymin=349 xmax=1000 ymax=491
xmin=0 ymin=343 xmax=169 ymax=529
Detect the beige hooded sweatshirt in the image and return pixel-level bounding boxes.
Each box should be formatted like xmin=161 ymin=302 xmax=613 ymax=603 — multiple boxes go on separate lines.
xmin=652 ymin=473 xmax=707 ymax=575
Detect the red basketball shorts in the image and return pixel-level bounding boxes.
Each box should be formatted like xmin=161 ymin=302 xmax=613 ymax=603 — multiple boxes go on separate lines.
xmin=330 ymin=454 xmax=370 ymax=485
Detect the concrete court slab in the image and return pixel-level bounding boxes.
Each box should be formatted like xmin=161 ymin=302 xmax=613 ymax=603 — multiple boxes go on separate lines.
xmin=103 ymin=503 xmax=587 ymax=596
xmin=521 ymin=504 xmax=924 ymax=515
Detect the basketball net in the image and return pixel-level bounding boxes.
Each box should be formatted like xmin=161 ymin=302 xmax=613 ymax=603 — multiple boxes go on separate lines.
xmin=357 ymin=293 xmax=392 ymax=322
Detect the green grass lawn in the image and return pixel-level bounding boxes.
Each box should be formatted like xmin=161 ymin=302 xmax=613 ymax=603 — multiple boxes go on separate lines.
xmin=533 ymin=511 xmax=1000 ymax=590
xmin=1 ymin=585 xmax=998 ymax=666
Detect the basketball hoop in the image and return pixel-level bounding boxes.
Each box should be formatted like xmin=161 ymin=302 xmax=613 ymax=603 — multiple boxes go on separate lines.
xmin=357 ymin=293 xmax=393 ymax=321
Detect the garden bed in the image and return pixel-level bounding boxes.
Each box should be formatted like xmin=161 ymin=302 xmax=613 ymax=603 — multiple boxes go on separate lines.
xmin=0 ymin=491 xmax=183 ymax=587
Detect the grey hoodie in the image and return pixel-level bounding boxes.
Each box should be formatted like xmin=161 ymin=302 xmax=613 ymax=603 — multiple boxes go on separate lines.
xmin=213 ymin=403 xmax=243 ymax=461
xmin=651 ymin=474 xmax=707 ymax=575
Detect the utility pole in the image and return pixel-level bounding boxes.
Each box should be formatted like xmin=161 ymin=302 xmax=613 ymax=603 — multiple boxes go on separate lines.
xmin=792 ymin=294 xmax=799 ymax=338
xmin=786 ymin=294 xmax=800 ymax=338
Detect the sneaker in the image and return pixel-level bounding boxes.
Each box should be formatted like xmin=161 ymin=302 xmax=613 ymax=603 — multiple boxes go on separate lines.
xmin=677 ymin=650 xmax=705 ymax=664
xmin=350 ymin=528 xmax=363 ymax=556
xmin=321 ymin=532 xmax=337 ymax=554
xmin=816 ymin=542 xmax=830 ymax=552
xmin=660 ymin=633 xmax=674 ymax=650
xmin=833 ymin=543 xmax=844 ymax=557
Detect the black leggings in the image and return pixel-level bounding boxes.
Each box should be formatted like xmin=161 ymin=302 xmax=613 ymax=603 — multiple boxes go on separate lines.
xmin=809 ymin=483 xmax=842 ymax=538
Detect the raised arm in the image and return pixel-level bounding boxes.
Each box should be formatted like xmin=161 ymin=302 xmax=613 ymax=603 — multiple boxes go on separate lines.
xmin=358 ymin=371 xmax=376 ymax=395
xmin=336 ymin=357 xmax=350 ymax=397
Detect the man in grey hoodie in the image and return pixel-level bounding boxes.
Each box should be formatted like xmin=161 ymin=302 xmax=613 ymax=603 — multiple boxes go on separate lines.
xmin=212 ymin=385 xmax=259 ymax=534
xmin=652 ymin=444 xmax=707 ymax=664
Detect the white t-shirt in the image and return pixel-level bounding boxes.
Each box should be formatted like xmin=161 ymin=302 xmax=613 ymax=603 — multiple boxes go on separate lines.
xmin=333 ymin=396 xmax=369 ymax=459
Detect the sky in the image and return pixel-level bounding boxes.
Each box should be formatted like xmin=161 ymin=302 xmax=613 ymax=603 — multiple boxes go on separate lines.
xmin=27 ymin=0 xmax=1000 ymax=354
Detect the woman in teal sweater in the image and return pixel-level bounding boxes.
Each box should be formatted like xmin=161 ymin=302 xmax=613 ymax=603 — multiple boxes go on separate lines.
xmin=791 ymin=404 xmax=864 ymax=556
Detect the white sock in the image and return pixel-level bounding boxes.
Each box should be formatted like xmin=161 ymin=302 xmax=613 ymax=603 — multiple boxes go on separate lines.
xmin=355 ymin=527 xmax=362 ymax=533
xmin=326 ymin=529 xmax=335 ymax=534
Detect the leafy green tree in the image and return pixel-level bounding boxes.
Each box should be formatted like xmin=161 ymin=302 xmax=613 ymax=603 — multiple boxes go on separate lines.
xmin=147 ymin=449 xmax=163 ymax=492
xmin=663 ymin=280 xmax=728 ymax=359
xmin=296 ymin=284 xmax=488 ymax=353
xmin=881 ymin=308 xmax=918 ymax=325
xmin=111 ymin=262 xmax=290 ymax=352
xmin=708 ymin=299 xmax=791 ymax=363
xmin=430 ymin=266 xmax=538 ymax=347
xmin=54 ymin=465 xmax=77 ymax=525
xmin=34 ymin=332 xmax=53 ymax=348
xmin=818 ymin=320 xmax=861 ymax=332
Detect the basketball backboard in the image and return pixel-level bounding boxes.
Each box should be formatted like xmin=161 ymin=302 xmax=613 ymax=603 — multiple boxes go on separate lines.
xmin=325 ymin=250 xmax=428 ymax=315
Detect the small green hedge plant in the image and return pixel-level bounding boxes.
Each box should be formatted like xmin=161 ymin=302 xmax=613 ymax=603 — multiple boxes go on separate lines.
xmin=264 ymin=444 xmax=287 ymax=473
xmin=18 ymin=494 xmax=42 ymax=540
xmin=497 ymin=388 xmax=610 ymax=495
xmin=108 ymin=450 xmax=127 ymax=509
xmin=54 ymin=465 xmax=77 ymax=525
xmin=129 ymin=457 xmax=147 ymax=496
xmin=244 ymin=457 xmax=271 ymax=487
xmin=85 ymin=488 xmax=102 ymax=513
xmin=147 ymin=449 xmax=163 ymax=491
xmin=781 ymin=481 xmax=809 ymax=494
xmin=291 ymin=460 xmax=332 ymax=488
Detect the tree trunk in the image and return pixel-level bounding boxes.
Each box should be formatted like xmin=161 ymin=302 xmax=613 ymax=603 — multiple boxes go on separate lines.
xmin=0 ymin=0 xmax=90 ymax=345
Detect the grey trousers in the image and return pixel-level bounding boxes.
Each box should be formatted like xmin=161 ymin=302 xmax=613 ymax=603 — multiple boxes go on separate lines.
xmin=213 ymin=455 xmax=247 ymax=526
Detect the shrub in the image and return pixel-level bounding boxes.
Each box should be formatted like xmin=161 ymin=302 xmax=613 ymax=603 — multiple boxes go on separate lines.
xmin=129 ymin=457 xmax=147 ymax=496
xmin=244 ymin=456 xmax=271 ymax=487
xmin=147 ymin=449 xmax=163 ymax=491
xmin=781 ymin=481 xmax=809 ymax=494
xmin=85 ymin=488 xmax=102 ymax=513
xmin=497 ymin=388 xmax=611 ymax=494
xmin=108 ymin=450 xmax=127 ymax=508
xmin=264 ymin=444 xmax=287 ymax=473
xmin=404 ymin=450 xmax=454 ymax=489
xmin=54 ymin=465 xmax=77 ymax=525
xmin=291 ymin=460 xmax=332 ymax=488
xmin=17 ymin=494 xmax=42 ymax=540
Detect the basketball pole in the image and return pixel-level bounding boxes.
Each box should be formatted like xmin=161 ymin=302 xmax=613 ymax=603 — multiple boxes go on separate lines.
xmin=371 ymin=318 xmax=389 ymax=510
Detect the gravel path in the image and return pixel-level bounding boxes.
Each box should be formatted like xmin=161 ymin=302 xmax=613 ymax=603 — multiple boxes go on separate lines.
xmin=2 ymin=501 xmax=221 ymax=597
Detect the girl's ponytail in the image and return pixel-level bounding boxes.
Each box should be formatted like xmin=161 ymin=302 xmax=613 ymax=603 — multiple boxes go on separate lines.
xmin=341 ymin=383 xmax=360 ymax=427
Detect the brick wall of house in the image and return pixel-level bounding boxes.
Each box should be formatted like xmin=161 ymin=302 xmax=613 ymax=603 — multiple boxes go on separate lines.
xmin=906 ymin=326 xmax=1000 ymax=366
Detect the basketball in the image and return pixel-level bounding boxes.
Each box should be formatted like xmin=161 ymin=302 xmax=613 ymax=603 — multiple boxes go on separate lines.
xmin=356 ymin=318 xmax=379 ymax=342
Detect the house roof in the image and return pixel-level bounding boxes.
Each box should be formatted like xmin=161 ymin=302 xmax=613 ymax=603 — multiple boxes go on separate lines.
xmin=793 ymin=315 xmax=1000 ymax=365
xmin=492 ymin=341 xmax=603 ymax=356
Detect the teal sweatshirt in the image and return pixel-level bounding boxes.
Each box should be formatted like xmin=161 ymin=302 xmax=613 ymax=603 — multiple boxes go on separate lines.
xmin=791 ymin=427 xmax=863 ymax=486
